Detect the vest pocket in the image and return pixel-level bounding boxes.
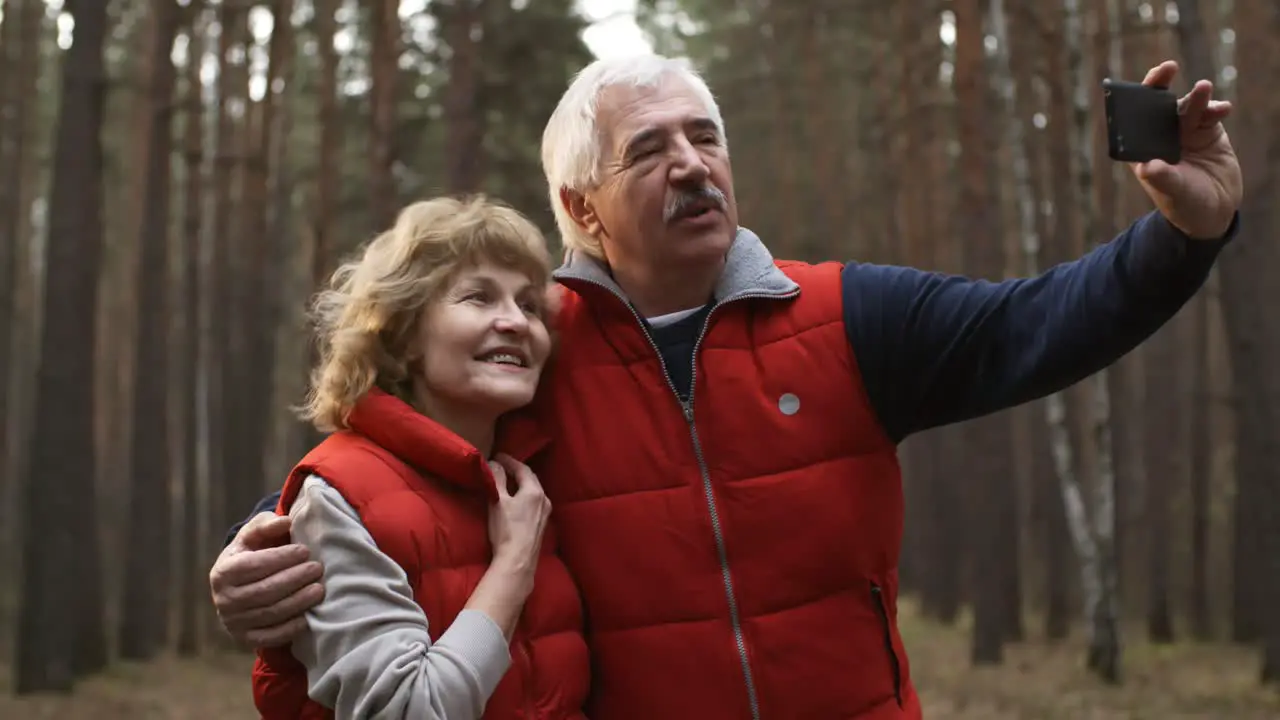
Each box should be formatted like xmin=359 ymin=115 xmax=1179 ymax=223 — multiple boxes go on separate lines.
xmin=869 ymin=582 xmax=903 ymax=708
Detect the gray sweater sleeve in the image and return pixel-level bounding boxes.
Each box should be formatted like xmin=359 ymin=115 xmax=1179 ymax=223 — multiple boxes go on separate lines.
xmin=289 ymin=474 xmax=513 ymax=720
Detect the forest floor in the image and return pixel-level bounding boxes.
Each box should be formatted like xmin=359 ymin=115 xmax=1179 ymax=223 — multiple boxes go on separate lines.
xmin=898 ymin=601 xmax=1280 ymax=719
xmin=1 ymin=600 xmax=1277 ymax=719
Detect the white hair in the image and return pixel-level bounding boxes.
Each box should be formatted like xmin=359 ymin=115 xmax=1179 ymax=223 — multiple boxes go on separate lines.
xmin=540 ymin=54 xmax=727 ymax=258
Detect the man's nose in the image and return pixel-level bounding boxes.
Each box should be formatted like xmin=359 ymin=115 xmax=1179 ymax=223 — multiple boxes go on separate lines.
xmin=669 ymin=137 xmax=710 ymax=183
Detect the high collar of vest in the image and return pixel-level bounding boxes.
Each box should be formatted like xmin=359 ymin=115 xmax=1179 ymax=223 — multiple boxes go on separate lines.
xmin=345 ymin=388 xmax=551 ymax=502
xmin=553 ymin=226 xmax=800 ymax=305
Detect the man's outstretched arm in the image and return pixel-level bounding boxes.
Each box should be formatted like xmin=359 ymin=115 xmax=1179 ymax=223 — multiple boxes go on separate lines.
xmin=844 ymin=59 xmax=1239 ymax=443
xmin=845 ymin=210 xmax=1235 ymax=444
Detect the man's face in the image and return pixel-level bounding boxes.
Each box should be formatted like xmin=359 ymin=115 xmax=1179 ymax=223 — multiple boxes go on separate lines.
xmin=569 ymin=75 xmax=738 ymax=273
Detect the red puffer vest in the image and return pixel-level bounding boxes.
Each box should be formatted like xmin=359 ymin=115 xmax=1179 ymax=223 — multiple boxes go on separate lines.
xmin=507 ymin=232 xmax=921 ymax=719
xmin=252 ymin=389 xmax=590 ymax=719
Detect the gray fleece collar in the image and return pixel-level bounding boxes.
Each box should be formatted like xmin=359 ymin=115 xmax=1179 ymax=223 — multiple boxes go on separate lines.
xmin=552 ymin=227 xmax=799 ymax=304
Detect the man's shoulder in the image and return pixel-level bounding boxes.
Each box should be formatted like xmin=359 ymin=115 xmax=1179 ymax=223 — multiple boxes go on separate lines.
xmin=772 ymin=257 xmax=843 ymax=271
xmin=771 ymin=257 xmax=846 ymax=288
xmin=774 ymin=258 xmax=925 ymax=284
xmin=778 ymin=259 xmax=948 ymax=332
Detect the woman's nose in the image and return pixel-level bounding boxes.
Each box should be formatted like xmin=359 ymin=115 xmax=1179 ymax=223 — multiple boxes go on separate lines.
xmin=492 ymin=300 xmax=529 ymax=333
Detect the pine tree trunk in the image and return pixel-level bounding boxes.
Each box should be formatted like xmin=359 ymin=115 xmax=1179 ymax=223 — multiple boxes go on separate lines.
xmin=15 ymin=0 xmax=112 ymax=692
xmin=119 ymin=0 xmax=181 ymax=661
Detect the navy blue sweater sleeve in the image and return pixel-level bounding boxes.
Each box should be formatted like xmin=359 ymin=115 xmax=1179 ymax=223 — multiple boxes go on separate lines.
xmin=223 ymin=490 xmax=284 ymax=548
xmin=844 ymin=210 xmax=1236 ymax=443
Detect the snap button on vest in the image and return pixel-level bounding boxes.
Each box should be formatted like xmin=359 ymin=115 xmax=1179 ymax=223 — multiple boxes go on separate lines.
xmin=778 ymin=392 xmax=800 ymax=415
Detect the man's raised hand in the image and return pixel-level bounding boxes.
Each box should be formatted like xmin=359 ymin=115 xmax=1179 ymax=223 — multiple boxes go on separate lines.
xmin=1130 ymin=60 xmax=1242 ymax=240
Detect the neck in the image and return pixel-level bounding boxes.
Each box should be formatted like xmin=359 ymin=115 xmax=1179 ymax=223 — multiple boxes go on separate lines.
xmin=610 ymin=256 xmax=723 ymax=318
xmin=414 ymin=386 xmax=498 ymax=457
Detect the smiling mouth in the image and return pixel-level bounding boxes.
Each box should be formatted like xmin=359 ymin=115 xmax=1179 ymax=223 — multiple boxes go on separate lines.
xmin=476 ymin=350 xmax=528 ymax=368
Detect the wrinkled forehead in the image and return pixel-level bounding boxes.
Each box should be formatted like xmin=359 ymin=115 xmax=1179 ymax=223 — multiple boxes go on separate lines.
xmin=596 ymin=75 xmax=714 ymax=155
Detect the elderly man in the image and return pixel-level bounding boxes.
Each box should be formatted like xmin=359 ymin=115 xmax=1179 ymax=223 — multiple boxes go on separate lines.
xmin=210 ymin=54 xmax=1240 ymax=719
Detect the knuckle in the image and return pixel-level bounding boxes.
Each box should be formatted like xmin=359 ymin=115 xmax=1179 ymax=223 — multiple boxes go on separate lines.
xmin=247 ymin=511 xmax=275 ymax=530
xmin=208 ymin=564 xmax=225 ymax=590
xmin=219 ymin=586 xmax=243 ymax=612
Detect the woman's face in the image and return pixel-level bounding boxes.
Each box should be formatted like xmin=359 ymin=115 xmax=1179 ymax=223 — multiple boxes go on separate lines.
xmin=415 ymin=260 xmax=552 ymax=419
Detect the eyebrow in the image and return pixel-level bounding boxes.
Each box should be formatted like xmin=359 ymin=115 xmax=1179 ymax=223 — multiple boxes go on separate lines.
xmin=687 ymin=117 xmax=719 ymax=134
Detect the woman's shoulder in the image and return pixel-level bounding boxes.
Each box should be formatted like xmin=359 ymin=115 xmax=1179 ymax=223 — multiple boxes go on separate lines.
xmin=296 ymin=433 xmax=420 ymax=501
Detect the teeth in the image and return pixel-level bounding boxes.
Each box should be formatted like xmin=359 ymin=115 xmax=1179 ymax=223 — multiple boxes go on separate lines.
xmin=484 ymin=353 xmax=524 ymax=367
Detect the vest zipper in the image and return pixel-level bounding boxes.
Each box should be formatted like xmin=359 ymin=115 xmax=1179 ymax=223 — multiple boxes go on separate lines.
xmin=869 ymin=582 xmax=903 ymax=707
xmin=559 ymin=276 xmax=797 ymax=720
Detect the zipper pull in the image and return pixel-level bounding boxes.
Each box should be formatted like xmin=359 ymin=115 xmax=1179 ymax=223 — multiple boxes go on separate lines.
xmin=681 ymin=400 xmax=694 ymax=422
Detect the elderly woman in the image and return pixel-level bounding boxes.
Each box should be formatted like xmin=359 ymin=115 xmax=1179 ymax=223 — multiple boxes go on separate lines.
xmin=251 ymin=196 xmax=589 ymax=719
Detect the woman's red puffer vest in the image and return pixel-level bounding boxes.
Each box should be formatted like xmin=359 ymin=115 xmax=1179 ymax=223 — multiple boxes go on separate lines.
xmin=251 ymin=389 xmax=590 ymax=719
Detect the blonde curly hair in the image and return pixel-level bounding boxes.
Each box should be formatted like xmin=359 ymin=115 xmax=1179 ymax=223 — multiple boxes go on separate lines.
xmin=299 ymin=195 xmax=554 ymax=432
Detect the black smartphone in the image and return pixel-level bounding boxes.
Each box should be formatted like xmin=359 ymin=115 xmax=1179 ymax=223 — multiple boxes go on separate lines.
xmin=1101 ymin=78 xmax=1181 ymax=164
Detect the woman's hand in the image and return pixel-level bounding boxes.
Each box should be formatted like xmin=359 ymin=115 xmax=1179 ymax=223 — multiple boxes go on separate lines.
xmin=462 ymin=455 xmax=553 ymax=640
xmin=486 ymin=454 xmax=552 ymax=587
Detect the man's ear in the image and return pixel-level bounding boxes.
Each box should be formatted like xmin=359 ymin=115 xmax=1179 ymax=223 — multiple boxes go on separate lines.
xmin=560 ymin=187 xmax=602 ymax=236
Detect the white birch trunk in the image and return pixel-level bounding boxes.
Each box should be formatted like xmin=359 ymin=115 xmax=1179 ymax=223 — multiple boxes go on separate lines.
xmin=990 ymin=0 xmax=1104 ymax=637
xmin=1064 ymin=0 xmax=1123 ymax=682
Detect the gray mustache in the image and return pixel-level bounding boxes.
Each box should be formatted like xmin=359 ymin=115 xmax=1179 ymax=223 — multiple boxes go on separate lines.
xmin=664 ymin=185 xmax=727 ymax=222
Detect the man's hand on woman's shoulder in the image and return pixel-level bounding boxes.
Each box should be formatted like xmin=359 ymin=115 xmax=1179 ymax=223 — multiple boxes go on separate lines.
xmin=210 ymin=511 xmax=325 ymax=648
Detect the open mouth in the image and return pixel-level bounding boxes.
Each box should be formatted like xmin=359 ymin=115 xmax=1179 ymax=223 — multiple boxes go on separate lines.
xmin=677 ymin=204 xmax=717 ymax=221
xmin=476 ymin=349 xmax=528 ymax=368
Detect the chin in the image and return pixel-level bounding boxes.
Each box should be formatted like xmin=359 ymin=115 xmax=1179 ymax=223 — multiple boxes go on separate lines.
xmin=474 ymin=382 xmax=538 ymax=415
xmin=685 ymin=229 xmax=733 ymax=258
